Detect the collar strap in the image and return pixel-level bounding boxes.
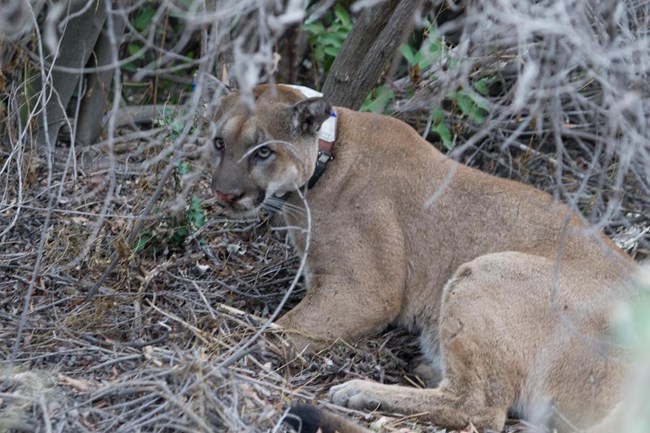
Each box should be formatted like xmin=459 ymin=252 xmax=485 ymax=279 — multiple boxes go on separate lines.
xmin=307 ymin=108 xmax=336 ymax=189
xmin=308 ymin=142 xmax=334 ymax=190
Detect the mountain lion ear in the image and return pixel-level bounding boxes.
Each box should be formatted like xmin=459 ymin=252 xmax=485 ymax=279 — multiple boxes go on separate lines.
xmin=198 ymin=74 xmax=231 ymax=118
xmin=290 ymin=97 xmax=333 ymax=135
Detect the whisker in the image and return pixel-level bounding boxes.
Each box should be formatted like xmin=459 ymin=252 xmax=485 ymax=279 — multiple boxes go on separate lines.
xmin=263 ymin=199 xmax=288 ymax=212
xmin=278 ymin=200 xmax=305 ymax=211
xmin=262 ymin=202 xmax=283 ymax=213
xmin=263 ymin=197 xmax=307 ymax=219
xmin=278 ymin=201 xmax=305 ymax=213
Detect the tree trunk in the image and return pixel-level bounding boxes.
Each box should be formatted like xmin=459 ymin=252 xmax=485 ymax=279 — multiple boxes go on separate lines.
xmin=75 ymin=9 xmax=126 ymax=145
xmin=36 ymin=1 xmax=108 ymax=147
xmin=321 ymin=0 xmax=423 ymax=110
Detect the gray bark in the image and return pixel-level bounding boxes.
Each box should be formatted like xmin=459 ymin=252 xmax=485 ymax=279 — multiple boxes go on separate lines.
xmin=37 ymin=1 xmax=107 ymax=147
xmin=75 ymin=11 xmax=126 ymax=146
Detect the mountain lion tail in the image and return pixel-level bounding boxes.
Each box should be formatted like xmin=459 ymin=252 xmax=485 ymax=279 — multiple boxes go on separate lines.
xmin=283 ymin=404 xmax=372 ymax=433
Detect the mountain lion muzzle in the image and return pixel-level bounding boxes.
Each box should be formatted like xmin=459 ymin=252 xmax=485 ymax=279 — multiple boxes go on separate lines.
xmin=202 ymin=84 xmax=637 ymax=433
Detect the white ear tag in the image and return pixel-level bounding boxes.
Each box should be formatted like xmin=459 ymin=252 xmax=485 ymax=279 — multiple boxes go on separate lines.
xmin=286 ymin=84 xmax=323 ymax=99
xmin=319 ymin=112 xmax=337 ymax=142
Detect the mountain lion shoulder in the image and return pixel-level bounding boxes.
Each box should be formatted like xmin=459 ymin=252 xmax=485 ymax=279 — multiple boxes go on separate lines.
xmin=202 ymin=83 xmax=636 ymax=433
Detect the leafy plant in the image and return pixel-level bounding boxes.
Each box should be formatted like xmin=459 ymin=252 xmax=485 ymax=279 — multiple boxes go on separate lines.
xmin=399 ymin=24 xmax=444 ymax=85
xmin=123 ymin=6 xmax=195 ymax=102
xmin=124 ymin=6 xmax=156 ymax=72
xmin=153 ymin=110 xmax=185 ymax=142
xmin=396 ymin=26 xmax=493 ymax=150
xmin=398 ymin=33 xmax=442 ymax=72
xmin=474 ymin=76 xmax=497 ymax=97
xmin=303 ymin=4 xmax=353 ymax=79
xmin=133 ymin=159 xmax=205 ymax=256
xmin=133 ymin=194 xmax=205 ymax=256
xmin=448 ymin=89 xmax=489 ymax=124
xmin=134 ymin=6 xmax=156 ymax=31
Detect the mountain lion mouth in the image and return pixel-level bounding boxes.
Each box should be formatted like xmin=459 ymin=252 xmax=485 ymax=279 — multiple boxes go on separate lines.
xmin=215 ymin=189 xmax=266 ymax=217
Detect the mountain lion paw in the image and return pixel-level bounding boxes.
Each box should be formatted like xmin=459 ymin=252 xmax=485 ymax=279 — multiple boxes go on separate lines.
xmin=328 ymin=380 xmax=385 ymax=411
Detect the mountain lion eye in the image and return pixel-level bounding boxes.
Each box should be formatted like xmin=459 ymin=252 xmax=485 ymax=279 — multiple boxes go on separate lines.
xmin=255 ymin=146 xmax=272 ymax=159
xmin=213 ymin=137 xmax=225 ymax=150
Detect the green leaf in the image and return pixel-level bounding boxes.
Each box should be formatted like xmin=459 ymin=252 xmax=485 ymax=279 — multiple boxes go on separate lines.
xmin=328 ymin=23 xmax=342 ymax=34
xmin=431 ymin=122 xmax=452 ymax=150
xmin=171 ymin=120 xmax=184 ymax=135
xmin=474 ymin=77 xmax=495 ymax=96
xmin=399 ymin=44 xmax=418 ymax=66
xmin=427 ymin=36 xmax=442 ymax=57
xmin=320 ymin=33 xmax=343 ymax=47
xmin=361 ymin=85 xmax=395 ymax=113
xmin=466 ymin=89 xmax=489 ymax=112
xmin=187 ymin=195 xmax=205 ymax=228
xmin=334 ymin=4 xmax=351 ymax=28
xmin=323 ymin=46 xmax=340 ymax=57
xmin=416 ymin=50 xmax=432 ymax=69
xmin=450 ymin=91 xmax=487 ymax=124
xmin=304 ymin=4 xmax=353 ymax=76
xmin=134 ymin=230 xmax=156 ymax=253
xmin=127 ymin=42 xmax=142 ymax=57
xmin=431 ymin=107 xmax=445 ymax=123
xmin=134 ymin=7 xmax=156 ymax=32
xmin=470 ymin=107 xmax=486 ymax=123
xmin=302 ymin=22 xmax=325 ymax=35
xmin=467 ymin=92 xmax=489 ymax=122
xmin=177 ymin=161 xmax=191 ymax=176
xmin=451 ymin=91 xmax=470 ymax=114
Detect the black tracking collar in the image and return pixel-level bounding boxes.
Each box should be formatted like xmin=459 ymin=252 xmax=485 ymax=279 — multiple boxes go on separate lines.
xmin=307 ymin=149 xmax=334 ymax=189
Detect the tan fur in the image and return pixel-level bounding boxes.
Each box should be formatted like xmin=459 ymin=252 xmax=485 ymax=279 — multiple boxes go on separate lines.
xmin=205 ymin=85 xmax=636 ymax=432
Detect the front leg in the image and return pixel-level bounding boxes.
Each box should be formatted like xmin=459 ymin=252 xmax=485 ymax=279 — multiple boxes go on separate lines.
xmin=277 ymin=227 xmax=405 ymax=353
xmin=277 ymin=269 xmax=402 ymax=353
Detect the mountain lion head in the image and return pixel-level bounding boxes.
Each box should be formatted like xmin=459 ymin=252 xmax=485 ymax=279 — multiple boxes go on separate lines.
xmin=202 ymin=85 xmax=332 ymax=217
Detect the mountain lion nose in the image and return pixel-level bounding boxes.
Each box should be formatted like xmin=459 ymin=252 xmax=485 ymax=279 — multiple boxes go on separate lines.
xmin=216 ymin=191 xmax=244 ymax=205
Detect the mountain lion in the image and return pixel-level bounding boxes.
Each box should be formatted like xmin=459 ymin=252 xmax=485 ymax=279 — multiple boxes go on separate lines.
xmin=203 ymin=83 xmax=636 ymax=432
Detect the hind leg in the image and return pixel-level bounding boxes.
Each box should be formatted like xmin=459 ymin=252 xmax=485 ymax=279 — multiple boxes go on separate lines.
xmin=329 ymin=258 xmax=527 ymax=431
xmin=330 ymin=254 xmax=544 ymax=431
xmin=329 ymin=379 xmax=508 ymax=431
